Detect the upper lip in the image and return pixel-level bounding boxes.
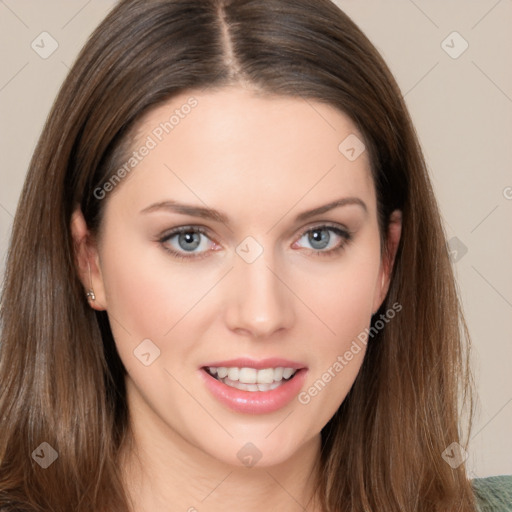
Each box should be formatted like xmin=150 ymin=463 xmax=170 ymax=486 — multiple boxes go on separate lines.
xmin=201 ymin=357 xmax=307 ymax=370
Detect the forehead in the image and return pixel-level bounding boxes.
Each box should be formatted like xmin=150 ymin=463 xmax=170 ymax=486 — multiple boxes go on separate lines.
xmin=107 ymin=86 xmax=376 ymax=223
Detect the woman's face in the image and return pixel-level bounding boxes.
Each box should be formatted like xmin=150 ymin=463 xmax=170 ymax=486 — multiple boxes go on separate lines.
xmin=81 ymin=86 xmax=398 ymax=468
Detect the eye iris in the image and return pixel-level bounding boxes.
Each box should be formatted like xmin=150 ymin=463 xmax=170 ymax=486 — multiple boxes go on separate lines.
xmin=178 ymin=231 xmax=201 ymax=251
xmin=308 ymin=229 xmax=330 ymax=250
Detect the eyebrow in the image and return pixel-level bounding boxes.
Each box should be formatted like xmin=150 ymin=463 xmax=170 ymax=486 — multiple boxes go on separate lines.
xmin=139 ymin=197 xmax=367 ymax=224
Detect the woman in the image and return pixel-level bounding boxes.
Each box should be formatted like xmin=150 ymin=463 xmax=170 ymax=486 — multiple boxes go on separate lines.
xmin=0 ymin=0 xmax=509 ymax=510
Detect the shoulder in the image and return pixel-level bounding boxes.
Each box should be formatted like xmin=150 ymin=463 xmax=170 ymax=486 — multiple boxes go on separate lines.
xmin=472 ymin=475 xmax=512 ymax=512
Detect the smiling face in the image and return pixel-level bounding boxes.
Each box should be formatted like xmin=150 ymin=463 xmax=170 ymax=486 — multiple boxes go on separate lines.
xmin=74 ymin=86 xmax=400 ymax=469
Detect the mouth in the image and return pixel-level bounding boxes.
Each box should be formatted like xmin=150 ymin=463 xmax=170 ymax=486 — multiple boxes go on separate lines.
xmin=203 ymin=365 xmax=299 ymax=392
xmin=199 ymin=358 xmax=308 ymax=414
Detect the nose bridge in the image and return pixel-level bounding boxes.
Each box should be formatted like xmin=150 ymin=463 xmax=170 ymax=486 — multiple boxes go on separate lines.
xmin=225 ymin=242 xmax=294 ymax=336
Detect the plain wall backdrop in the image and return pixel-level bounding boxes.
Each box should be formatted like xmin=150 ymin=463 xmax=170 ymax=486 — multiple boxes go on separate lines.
xmin=0 ymin=0 xmax=511 ymax=478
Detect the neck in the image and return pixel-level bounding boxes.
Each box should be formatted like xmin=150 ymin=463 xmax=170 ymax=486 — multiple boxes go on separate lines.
xmin=119 ymin=381 xmax=324 ymax=512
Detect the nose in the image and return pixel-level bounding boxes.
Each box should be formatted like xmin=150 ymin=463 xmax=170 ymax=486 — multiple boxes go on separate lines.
xmin=224 ymin=247 xmax=295 ymax=338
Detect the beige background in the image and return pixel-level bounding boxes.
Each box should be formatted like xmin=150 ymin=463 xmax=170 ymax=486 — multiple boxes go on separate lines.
xmin=0 ymin=0 xmax=511 ymax=478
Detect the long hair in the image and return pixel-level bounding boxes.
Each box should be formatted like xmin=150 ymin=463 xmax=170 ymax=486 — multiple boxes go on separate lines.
xmin=0 ymin=0 xmax=476 ymax=510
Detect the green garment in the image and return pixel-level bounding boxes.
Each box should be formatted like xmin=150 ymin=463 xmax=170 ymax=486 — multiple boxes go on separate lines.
xmin=472 ymin=475 xmax=512 ymax=511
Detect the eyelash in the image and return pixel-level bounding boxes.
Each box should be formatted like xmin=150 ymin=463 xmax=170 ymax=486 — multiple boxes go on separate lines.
xmin=157 ymin=224 xmax=352 ymax=261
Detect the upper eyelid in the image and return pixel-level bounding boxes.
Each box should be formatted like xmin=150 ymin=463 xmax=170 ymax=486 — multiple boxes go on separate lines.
xmin=297 ymin=222 xmax=351 ymax=237
xmin=159 ymin=225 xmax=211 ymax=239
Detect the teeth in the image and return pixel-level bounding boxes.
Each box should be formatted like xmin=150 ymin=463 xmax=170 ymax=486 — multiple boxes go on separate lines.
xmin=256 ymin=368 xmax=275 ymax=384
xmin=207 ymin=366 xmax=298 ymax=384
xmin=217 ymin=367 xmax=228 ymax=378
xmin=227 ymin=367 xmax=239 ymax=380
xmin=273 ymin=367 xmax=284 ymax=381
xmin=282 ymin=367 xmax=295 ymax=379
xmin=222 ymin=377 xmax=283 ymax=392
xmin=239 ymin=367 xmax=257 ymax=383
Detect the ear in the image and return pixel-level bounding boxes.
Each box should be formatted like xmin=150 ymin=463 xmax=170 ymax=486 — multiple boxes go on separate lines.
xmin=372 ymin=209 xmax=402 ymax=314
xmin=70 ymin=207 xmax=107 ymax=311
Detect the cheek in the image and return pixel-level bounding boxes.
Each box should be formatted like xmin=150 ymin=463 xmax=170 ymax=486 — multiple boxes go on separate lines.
xmin=98 ymin=239 xmax=221 ymax=404
xmin=292 ymin=237 xmax=381 ymax=422
xmin=297 ymin=239 xmax=382 ymax=347
xmin=99 ymin=231 xmax=218 ymax=339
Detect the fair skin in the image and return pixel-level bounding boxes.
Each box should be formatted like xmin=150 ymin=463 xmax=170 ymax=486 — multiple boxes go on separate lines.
xmin=72 ymin=86 xmax=401 ymax=512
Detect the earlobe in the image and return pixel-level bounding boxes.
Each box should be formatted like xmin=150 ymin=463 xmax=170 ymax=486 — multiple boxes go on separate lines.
xmin=70 ymin=207 xmax=107 ymax=310
xmin=373 ymin=209 xmax=402 ymax=314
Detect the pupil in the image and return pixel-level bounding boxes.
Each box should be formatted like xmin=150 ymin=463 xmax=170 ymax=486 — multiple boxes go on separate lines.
xmin=309 ymin=229 xmax=329 ymax=250
xmin=178 ymin=232 xmax=200 ymax=251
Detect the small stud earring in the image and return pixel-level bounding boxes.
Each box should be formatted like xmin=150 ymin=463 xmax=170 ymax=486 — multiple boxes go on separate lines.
xmin=86 ymin=262 xmax=96 ymax=302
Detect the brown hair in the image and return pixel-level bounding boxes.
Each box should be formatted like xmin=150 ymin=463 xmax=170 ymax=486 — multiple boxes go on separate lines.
xmin=0 ymin=0 xmax=476 ymax=510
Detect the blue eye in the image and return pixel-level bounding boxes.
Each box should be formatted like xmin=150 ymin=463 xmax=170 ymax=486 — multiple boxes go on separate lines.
xmin=158 ymin=224 xmax=351 ymax=261
xmin=159 ymin=226 xmax=215 ymax=259
xmin=295 ymin=225 xmax=351 ymax=255
xmin=175 ymin=231 xmax=201 ymax=251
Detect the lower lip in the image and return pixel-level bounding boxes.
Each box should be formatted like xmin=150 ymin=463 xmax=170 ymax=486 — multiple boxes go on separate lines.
xmin=199 ymin=367 xmax=308 ymax=414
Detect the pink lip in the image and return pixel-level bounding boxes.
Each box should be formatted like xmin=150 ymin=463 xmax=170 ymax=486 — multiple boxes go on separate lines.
xmin=199 ymin=365 xmax=308 ymax=415
xmin=201 ymin=357 xmax=306 ymax=370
